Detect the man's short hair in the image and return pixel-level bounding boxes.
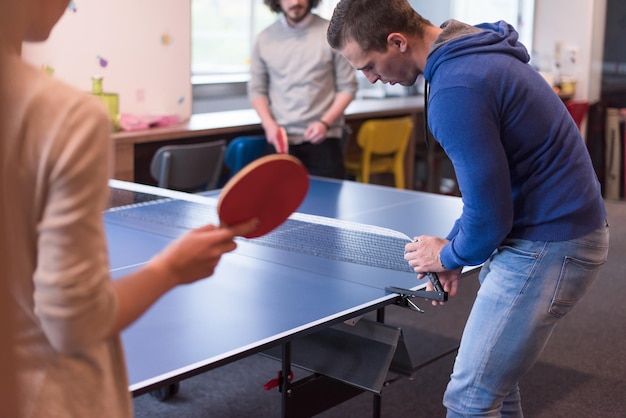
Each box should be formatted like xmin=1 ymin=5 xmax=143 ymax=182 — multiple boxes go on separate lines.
xmin=327 ymin=0 xmax=431 ymax=52
xmin=264 ymin=0 xmax=322 ymax=14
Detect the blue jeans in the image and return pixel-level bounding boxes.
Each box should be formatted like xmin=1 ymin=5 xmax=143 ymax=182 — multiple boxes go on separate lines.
xmin=444 ymin=221 xmax=609 ymax=417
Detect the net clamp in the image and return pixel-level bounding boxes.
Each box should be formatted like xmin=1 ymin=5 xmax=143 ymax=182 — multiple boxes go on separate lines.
xmin=386 ymin=273 xmax=448 ymax=312
xmin=385 ymin=285 xmax=448 ymax=313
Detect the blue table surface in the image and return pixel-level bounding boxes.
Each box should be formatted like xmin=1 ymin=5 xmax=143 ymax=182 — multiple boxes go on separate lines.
xmin=106 ymin=178 xmax=463 ymax=392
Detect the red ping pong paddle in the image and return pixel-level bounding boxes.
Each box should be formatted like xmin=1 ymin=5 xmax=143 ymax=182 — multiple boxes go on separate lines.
xmin=218 ymin=154 xmax=309 ymax=238
xmin=274 ymin=126 xmax=288 ymax=154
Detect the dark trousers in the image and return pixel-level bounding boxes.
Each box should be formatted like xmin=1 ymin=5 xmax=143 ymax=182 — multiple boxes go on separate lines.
xmin=289 ymin=137 xmax=345 ymax=180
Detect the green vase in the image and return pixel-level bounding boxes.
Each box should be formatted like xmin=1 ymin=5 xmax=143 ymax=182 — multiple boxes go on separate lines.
xmin=90 ymin=76 xmax=120 ymax=131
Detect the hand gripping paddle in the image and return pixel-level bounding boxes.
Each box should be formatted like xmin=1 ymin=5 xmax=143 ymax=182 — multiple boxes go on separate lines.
xmin=218 ymin=154 xmax=309 ymax=238
xmin=274 ymin=126 xmax=288 ymax=154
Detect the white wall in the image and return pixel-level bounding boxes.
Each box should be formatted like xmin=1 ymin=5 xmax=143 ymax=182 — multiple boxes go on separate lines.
xmin=21 ymin=0 xmax=192 ymax=120
xmin=412 ymin=0 xmax=607 ymax=102
xmin=533 ymin=0 xmax=607 ymax=102
xmin=412 ymin=0 xmax=534 ymax=54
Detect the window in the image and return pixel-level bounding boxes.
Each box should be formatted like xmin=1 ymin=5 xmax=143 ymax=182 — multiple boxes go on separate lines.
xmin=450 ymin=0 xmax=534 ymax=53
xmin=192 ymin=0 xmax=533 ymax=84
xmin=191 ymin=0 xmax=339 ymax=83
xmin=191 ymin=0 xmax=273 ymax=79
xmin=190 ymin=0 xmax=535 ymax=113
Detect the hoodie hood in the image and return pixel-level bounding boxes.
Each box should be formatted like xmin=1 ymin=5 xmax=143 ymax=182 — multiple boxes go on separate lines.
xmin=424 ymin=20 xmax=530 ymax=81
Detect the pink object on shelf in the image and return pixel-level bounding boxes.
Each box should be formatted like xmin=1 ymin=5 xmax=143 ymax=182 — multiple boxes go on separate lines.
xmin=118 ymin=113 xmax=181 ymax=131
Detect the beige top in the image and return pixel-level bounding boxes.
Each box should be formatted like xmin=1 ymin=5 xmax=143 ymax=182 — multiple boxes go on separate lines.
xmin=0 ymin=54 xmax=132 ymax=417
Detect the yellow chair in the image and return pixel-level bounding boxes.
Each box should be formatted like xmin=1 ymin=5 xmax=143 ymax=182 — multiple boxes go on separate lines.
xmin=344 ymin=116 xmax=414 ymax=189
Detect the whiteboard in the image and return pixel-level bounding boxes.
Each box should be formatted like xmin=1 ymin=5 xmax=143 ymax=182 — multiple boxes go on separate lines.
xmin=22 ymin=0 xmax=192 ymax=120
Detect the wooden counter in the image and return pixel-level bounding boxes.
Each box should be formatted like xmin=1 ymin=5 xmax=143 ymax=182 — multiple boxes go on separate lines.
xmin=112 ymin=96 xmax=427 ymax=189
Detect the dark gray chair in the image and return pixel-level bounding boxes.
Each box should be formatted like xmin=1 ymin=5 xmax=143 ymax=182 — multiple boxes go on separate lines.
xmin=150 ymin=140 xmax=226 ymax=192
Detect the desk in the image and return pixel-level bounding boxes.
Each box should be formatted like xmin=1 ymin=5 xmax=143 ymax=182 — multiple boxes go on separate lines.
xmin=107 ymin=177 xmax=468 ymax=416
xmin=112 ymin=96 xmax=426 ymax=189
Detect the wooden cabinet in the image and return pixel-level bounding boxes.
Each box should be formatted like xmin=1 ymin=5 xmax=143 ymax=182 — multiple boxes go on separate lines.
xmin=112 ymin=97 xmax=434 ymax=190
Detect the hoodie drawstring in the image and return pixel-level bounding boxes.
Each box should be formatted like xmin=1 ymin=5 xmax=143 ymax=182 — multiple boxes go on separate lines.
xmin=423 ymin=79 xmax=431 ymax=148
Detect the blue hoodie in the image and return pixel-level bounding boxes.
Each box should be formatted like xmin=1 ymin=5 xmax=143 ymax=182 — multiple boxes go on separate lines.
xmin=423 ymin=20 xmax=606 ymax=270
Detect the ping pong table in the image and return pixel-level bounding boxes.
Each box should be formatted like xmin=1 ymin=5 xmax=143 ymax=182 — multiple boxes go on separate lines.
xmin=105 ymin=177 xmax=467 ymax=417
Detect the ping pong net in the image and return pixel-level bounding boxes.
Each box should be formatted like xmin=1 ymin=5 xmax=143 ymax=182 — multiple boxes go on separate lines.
xmin=107 ymin=180 xmax=415 ymax=274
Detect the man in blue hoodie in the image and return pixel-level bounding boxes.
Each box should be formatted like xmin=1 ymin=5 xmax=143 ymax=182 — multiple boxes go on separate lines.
xmin=328 ymin=0 xmax=609 ymax=416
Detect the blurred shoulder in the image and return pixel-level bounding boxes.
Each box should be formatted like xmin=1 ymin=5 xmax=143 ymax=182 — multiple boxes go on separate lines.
xmin=4 ymin=55 xmax=107 ymax=127
xmin=311 ymin=14 xmax=329 ymax=26
xmin=1 ymin=55 xmax=109 ymax=152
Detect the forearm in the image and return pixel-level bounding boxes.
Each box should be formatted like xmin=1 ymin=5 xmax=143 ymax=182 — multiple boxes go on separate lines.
xmin=251 ymin=96 xmax=276 ymax=129
xmin=320 ymin=91 xmax=353 ymax=126
xmin=108 ymin=261 xmax=178 ymax=335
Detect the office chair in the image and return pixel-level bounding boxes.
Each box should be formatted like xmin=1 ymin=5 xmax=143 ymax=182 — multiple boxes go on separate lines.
xmin=344 ymin=116 xmax=414 ymax=189
xmin=224 ymin=135 xmax=272 ymax=178
xmin=150 ymin=140 xmax=226 ymax=192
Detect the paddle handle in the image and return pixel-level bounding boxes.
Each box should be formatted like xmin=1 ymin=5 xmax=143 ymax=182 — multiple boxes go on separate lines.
xmin=426 ymin=272 xmax=444 ymax=293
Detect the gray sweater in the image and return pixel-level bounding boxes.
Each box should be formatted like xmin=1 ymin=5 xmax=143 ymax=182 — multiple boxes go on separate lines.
xmin=248 ymin=13 xmax=357 ymax=141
